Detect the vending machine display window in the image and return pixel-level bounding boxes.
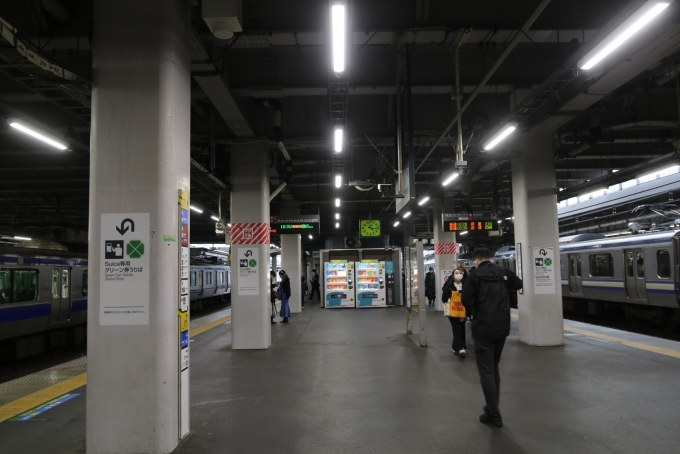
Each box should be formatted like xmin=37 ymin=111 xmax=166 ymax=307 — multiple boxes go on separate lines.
xmin=324 ymin=261 xmax=355 ymax=308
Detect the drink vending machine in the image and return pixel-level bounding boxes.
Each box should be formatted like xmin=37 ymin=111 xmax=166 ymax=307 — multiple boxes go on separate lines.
xmin=324 ymin=261 xmax=355 ymax=308
xmin=355 ymin=261 xmax=387 ymax=307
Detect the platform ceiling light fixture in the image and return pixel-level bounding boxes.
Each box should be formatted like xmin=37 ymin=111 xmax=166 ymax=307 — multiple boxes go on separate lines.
xmin=393 ymin=221 xmax=400 ymax=227
xmin=331 ymin=3 xmax=346 ymax=73
xmin=335 ymin=213 xmax=340 ymax=220
xmin=403 ymin=211 xmax=411 ymax=218
xmin=335 ymin=198 xmax=341 ymax=207
xmin=483 ymin=123 xmax=517 ymax=151
xmin=211 ymin=215 xmax=220 ymax=221
xmin=334 ymin=126 xmax=344 ymax=153
xmin=460 ymin=231 xmax=468 ymax=235
xmin=14 ymin=236 xmax=31 ymax=241
xmin=579 ymin=1 xmax=670 ymax=70
xmin=309 ymin=234 xmax=313 ymax=239
xmin=335 ymin=174 xmax=342 ymax=188
xmin=418 ymin=196 xmax=430 ymax=206
xmin=190 ymin=205 xmax=203 ymax=213
xmin=442 ymin=172 xmax=459 ymax=186
xmin=335 ymin=222 xmax=340 ymax=228
xmin=7 ymin=118 xmax=68 ymax=150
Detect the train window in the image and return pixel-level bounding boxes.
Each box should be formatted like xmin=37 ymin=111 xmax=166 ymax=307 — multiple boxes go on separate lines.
xmin=198 ymin=271 xmax=203 ymax=287
xmin=217 ymin=272 xmax=224 ymax=285
xmin=82 ymin=270 xmax=88 ymax=296
xmin=657 ymin=250 xmax=671 ymax=279
xmin=0 ymin=269 xmax=11 ymax=303
xmin=52 ymin=269 xmax=59 ymax=299
xmin=636 ymin=252 xmax=644 ymax=278
xmin=589 ymin=254 xmax=613 ymax=277
xmin=190 ymin=271 xmax=196 ymax=287
xmin=626 ymin=252 xmax=634 ymax=278
xmin=61 ymin=269 xmax=70 ymax=298
xmin=12 ymin=270 xmax=39 ymax=303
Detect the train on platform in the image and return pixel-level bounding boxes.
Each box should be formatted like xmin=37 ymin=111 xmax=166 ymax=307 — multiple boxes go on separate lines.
xmin=0 ymin=246 xmax=230 ymax=359
xmin=493 ymin=230 xmax=680 ymax=332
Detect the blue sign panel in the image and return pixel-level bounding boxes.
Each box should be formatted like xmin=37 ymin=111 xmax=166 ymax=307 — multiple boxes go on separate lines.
xmin=180 ymin=331 xmax=189 ymax=349
xmin=181 ymin=209 xmax=189 ymax=226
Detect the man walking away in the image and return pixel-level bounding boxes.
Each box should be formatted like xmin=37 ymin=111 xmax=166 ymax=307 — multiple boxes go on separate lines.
xmin=310 ymin=269 xmax=321 ymax=301
xmin=462 ymin=248 xmax=522 ymax=427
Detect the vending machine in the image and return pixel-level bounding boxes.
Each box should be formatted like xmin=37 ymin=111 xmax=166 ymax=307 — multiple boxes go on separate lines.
xmin=355 ymin=261 xmax=387 ymax=307
xmin=324 ymin=261 xmax=355 ymax=308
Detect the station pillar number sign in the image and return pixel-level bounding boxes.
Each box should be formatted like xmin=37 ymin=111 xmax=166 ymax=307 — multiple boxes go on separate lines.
xmin=442 ymin=213 xmax=498 ymax=232
xmin=360 ymin=219 xmax=381 ymax=237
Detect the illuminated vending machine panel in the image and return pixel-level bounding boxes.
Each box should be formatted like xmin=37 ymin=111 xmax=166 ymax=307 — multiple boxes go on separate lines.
xmin=324 ymin=261 xmax=355 ymax=308
xmin=355 ymin=261 xmax=386 ymax=307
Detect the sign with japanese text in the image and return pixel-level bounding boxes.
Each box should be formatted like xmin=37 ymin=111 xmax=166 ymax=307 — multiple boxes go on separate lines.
xmin=533 ymin=247 xmax=556 ymax=294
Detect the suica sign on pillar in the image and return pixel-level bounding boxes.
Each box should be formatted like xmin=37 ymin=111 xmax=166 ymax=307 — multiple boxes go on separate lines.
xmin=100 ymin=213 xmax=150 ymax=325
xmin=533 ymin=247 xmax=556 ymax=294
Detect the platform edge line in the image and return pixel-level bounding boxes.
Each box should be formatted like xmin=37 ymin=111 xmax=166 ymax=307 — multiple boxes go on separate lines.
xmin=190 ymin=314 xmax=231 ymax=337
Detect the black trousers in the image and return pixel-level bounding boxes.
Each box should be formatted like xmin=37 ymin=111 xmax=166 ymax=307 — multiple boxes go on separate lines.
xmin=448 ymin=317 xmax=467 ymax=352
xmin=473 ymin=336 xmax=506 ymax=415
xmin=310 ymin=286 xmax=320 ymax=300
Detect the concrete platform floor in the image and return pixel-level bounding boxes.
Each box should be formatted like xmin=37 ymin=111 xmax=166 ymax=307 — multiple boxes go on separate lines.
xmin=1 ymin=302 xmax=680 ymax=453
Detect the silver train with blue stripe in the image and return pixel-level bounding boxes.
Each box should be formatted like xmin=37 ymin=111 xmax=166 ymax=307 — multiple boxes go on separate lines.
xmin=495 ymin=230 xmax=680 ymax=331
xmin=0 ymin=247 xmax=230 ymax=359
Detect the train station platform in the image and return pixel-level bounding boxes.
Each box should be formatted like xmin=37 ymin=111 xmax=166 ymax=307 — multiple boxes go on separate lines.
xmin=1 ymin=303 xmax=679 ymax=454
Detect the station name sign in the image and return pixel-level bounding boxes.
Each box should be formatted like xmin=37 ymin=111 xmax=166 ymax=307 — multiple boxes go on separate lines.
xmin=442 ymin=212 xmax=499 ymax=232
xmin=270 ymin=215 xmax=320 ymax=234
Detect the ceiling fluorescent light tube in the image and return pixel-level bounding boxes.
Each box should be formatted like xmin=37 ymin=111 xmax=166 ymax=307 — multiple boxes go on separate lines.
xmin=393 ymin=221 xmax=400 ymax=227
xmin=331 ymin=4 xmax=346 ymax=73
xmin=335 ymin=198 xmax=341 ymax=207
xmin=442 ymin=173 xmax=459 ymax=186
xmin=334 ymin=127 xmax=344 ymax=152
xmin=403 ymin=211 xmax=411 ymax=218
xmin=190 ymin=205 xmax=203 ymax=213
xmin=335 ymin=174 xmax=342 ymax=188
xmin=8 ymin=118 xmax=68 ymax=150
xmin=483 ymin=123 xmax=517 ymax=150
xmin=211 ymin=215 xmax=220 ymax=221
xmin=418 ymin=196 xmax=430 ymax=206
xmin=335 ymin=222 xmax=340 ymax=228
xmin=579 ymin=2 xmax=670 ymax=70
xmin=14 ymin=236 xmax=31 ymax=241
xmin=335 ymin=213 xmax=340 ymax=220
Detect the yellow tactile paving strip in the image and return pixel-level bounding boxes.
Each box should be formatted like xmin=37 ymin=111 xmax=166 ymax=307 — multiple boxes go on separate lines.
xmin=510 ymin=313 xmax=680 ymax=360
xmin=0 ymin=313 xmax=232 ymax=423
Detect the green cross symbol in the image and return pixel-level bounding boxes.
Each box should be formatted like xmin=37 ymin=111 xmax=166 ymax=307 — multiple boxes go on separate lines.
xmin=249 ymin=259 xmax=257 ymax=267
xmin=544 ymin=258 xmax=552 ymax=266
xmin=126 ymin=240 xmax=145 ymax=258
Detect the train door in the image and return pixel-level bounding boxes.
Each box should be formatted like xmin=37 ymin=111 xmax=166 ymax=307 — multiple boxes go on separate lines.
xmin=624 ymin=249 xmax=647 ymax=301
xmin=568 ymin=254 xmax=583 ymax=296
xmin=49 ymin=267 xmax=71 ymax=324
xmin=197 ymin=271 xmax=204 ymax=297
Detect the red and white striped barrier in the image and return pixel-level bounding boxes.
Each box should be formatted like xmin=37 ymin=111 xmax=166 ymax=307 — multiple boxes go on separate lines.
xmin=434 ymin=242 xmax=458 ymax=255
xmin=230 ymin=223 xmax=269 ymax=245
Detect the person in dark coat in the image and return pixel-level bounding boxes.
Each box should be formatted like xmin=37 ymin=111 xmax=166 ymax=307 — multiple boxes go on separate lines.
xmin=442 ymin=266 xmax=468 ymax=357
xmin=270 ymin=271 xmax=278 ymax=324
xmin=278 ymin=270 xmax=292 ymax=323
xmin=424 ymin=267 xmax=436 ymax=306
xmin=301 ymin=276 xmax=308 ymax=308
xmin=310 ymin=269 xmax=321 ymax=300
xmin=462 ymin=248 xmax=522 ymax=428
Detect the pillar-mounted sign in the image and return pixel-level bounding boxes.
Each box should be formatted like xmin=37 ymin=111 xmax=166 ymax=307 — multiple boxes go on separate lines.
xmin=270 ymin=215 xmax=320 ymax=234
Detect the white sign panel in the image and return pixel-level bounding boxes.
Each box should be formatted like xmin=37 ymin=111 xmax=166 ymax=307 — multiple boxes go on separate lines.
xmin=533 ymin=247 xmax=556 ymax=294
xmin=395 ymin=165 xmax=411 ymax=213
xmin=100 ymin=213 xmax=150 ymax=325
xmin=180 ymin=247 xmax=189 ymax=279
xmin=181 ymin=347 xmax=189 ymax=371
xmin=237 ymin=247 xmax=259 ymax=295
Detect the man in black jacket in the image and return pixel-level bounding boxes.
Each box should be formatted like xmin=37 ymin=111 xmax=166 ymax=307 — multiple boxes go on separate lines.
xmin=462 ymin=248 xmax=523 ymax=427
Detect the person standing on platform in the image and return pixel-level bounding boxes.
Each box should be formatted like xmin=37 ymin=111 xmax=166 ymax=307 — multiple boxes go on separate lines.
xmin=301 ymin=276 xmax=308 ymax=308
xmin=425 ymin=267 xmax=436 ymax=306
xmin=462 ymin=248 xmax=522 ymax=428
xmin=310 ymin=269 xmax=321 ymax=301
xmin=270 ymin=271 xmax=278 ymax=325
xmin=278 ymin=270 xmax=292 ymax=323
xmin=442 ymin=266 xmax=468 ymax=357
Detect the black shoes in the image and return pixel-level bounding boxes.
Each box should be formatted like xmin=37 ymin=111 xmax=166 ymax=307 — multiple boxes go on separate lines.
xmin=282 ymin=318 xmax=289 ymax=323
xmin=479 ymin=410 xmax=503 ymax=427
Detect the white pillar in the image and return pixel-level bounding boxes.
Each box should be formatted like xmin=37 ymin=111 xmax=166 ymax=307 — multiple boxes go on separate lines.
xmin=512 ymin=133 xmax=564 ymax=346
xmin=433 ymin=200 xmax=457 ymax=311
xmin=231 ymin=143 xmax=271 ymax=349
xmin=281 ymin=234 xmax=302 ymax=313
xmin=87 ymin=0 xmax=190 ymax=451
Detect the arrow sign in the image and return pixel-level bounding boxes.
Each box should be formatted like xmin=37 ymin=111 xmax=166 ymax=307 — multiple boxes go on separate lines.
xmin=244 ymin=250 xmax=253 ymax=257
xmin=116 ymin=218 xmax=135 ymax=236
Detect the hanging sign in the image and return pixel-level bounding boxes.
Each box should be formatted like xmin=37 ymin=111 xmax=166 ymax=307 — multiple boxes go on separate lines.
xmin=533 ymin=247 xmax=556 ymax=294
xmin=100 ymin=213 xmax=150 ymax=325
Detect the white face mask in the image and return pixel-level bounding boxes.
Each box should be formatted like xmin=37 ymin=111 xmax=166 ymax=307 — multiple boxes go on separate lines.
xmin=454 ymin=274 xmax=463 ymax=281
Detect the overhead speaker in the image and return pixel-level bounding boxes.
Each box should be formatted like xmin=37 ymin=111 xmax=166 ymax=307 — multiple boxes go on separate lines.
xmin=344 ymin=236 xmax=361 ymax=248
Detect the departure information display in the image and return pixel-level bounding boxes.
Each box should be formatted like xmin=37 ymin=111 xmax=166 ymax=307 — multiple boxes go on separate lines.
xmin=443 ymin=220 xmax=498 ymax=232
xmin=270 ymin=215 xmax=320 ymax=235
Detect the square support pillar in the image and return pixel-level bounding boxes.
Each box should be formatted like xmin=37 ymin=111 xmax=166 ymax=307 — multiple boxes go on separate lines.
xmin=512 ymin=133 xmax=564 ymax=346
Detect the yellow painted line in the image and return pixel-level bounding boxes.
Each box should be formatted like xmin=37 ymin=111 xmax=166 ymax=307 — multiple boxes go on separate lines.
xmin=0 ymin=313 xmax=232 ymax=423
xmin=511 ymin=313 xmax=680 ymax=359
xmin=190 ymin=314 xmax=231 ymax=337
xmin=0 ymin=373 xmax=87 ymax=423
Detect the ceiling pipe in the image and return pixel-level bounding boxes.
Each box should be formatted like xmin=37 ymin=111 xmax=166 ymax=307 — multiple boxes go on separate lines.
xmin=269 ymin=182 xmax=287 ymax=201
xmin=415 ymin=0 xmax=553 ymax=174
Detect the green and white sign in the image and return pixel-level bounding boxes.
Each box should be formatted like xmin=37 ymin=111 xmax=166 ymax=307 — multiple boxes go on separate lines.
xmin=237 ymin=247 xmax=259 ymax=295
xmin=100 ymin=213 xmax=150 ymax=325
xmin=533 ymin=247 xmax=556 ymax=295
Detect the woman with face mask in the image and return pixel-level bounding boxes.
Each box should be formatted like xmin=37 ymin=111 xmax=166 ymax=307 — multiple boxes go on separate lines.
xmin=442 ymin=266 xmax=468 ymax=357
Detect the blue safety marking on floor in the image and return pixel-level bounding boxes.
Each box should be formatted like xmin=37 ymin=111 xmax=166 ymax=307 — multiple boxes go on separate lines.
xmin=0 ymin=303 xmax=51 ymax=323
xmin=9 ymin=393 xmax=80 ymax=421
xmin=72 ymin=299 xmax=88 ymax=312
